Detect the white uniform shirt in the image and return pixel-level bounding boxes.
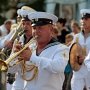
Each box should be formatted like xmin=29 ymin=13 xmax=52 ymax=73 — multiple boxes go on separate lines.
xmin=8 ymin=35 xmax=27 ymax=90
xmin=0 ymin=29 xmax=15 ymax=49
xmin=8 ymin=39 xmax=69 ymax=90
xmin=0 ymin=25 xmax=8 ymax=37
xmin=84 ymin=51 xmax=90 ymax=71
xmin=72 ymin=32 xmax=90 ymax=79
xmin=26 ymin=44 xmax=69 ymax=90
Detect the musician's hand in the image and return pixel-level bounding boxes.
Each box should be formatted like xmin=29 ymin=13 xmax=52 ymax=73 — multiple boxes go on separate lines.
xmin=13 ymin=42 xmax=22 ymax=52
xmin=19 ymin=47 xmax=32 ymax=61
xmin=77 ymin=55 xmax=85 ymax=65
xmin=4 ymin=40 xmax=13 ymax=48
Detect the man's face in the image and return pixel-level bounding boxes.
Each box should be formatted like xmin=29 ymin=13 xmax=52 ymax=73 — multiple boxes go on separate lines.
xmin=81 ymin=17 xmax=90 ymax=33
xmin=33 ymin=24 xmax=52 ymax=44
xmin=71 ymin=24 xmax=79 ymax=34
xmin=22 ymin=20 xmax=32 ymax=35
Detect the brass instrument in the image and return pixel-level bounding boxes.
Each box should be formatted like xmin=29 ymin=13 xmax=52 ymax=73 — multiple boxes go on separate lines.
xmin=0 ymin=6 xmax=37 ymax=90
xmin=0 ymin=20 xmax=23 ymax=60
xmin=69 ymin=37 xmax=87 ymax=71
xmin=0 ymin=21 xmax=24 ymax=90
xmin=0 ymin=36 xmax=37 ymax=90
xmin=0 ymin=36 xmax=37 ymax=71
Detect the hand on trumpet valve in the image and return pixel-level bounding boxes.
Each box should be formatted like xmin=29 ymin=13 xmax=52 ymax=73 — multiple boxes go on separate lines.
xmin=19 ymin=47 xmax=32 ymax=61
xmin=13 ymin=42 xmax=32 ymax=61
xmin=13 ymin=42 xmax=22 ymax=52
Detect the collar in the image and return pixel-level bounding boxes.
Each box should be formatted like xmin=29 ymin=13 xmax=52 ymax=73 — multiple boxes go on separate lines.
xmin=81 ymin=30 xmax=90 ymax=38
xmin=36 ymin=38 xmax=60 ymax=56
xmin=24 ymin=35 xmax=33 ymax=44
xmin=44 ymin=38 xmax=60 ymax=49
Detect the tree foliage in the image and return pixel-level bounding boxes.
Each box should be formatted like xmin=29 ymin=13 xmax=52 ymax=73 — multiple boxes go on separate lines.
xmin=0 ymin=0 xmax=45 ymax=25
xmin=29 ymin=0 xmax=45 ymax=11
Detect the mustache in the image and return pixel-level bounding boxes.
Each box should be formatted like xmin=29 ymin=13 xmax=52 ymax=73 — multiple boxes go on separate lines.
xmin=24 ymin=29 xmax=28 ymax=32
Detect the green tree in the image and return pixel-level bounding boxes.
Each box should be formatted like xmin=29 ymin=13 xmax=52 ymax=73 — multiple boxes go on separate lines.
xmin=0 ymin=0 xmax=8 ymax=25
xmin=0 ymin=0 xmax=45 ymax=25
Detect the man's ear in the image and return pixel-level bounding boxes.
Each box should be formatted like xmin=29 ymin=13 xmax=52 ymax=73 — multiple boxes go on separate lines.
xmin=48 ymin=24 xmax=53 ymax=30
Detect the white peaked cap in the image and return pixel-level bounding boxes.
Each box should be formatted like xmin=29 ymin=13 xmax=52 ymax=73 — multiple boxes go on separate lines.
xmin=80 ymin=9 xmax=90 ymax=14
xmin=28 ymin=12 xmax=58 ymax=24
xmin=17 ymin=6 xmax=36 ymax=17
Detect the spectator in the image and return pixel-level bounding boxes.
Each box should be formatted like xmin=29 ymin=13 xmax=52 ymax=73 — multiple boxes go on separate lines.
xmin=70 ymin=20 xmax=81 ymax=36
xmin=65 ymin=34 xmax=73 ymax=47
xmin=56 ymin=18 xmax=70 ymax=44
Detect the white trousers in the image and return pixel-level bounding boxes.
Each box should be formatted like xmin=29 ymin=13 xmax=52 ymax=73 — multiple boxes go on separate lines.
xmin=71 ymin=76 xmax=90 ymax=90
xmin=7 ymin=83 xmax=12 ymax=90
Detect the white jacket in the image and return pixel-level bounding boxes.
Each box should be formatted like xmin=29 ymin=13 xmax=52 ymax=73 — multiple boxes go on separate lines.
xmin=72 ymin=32 xmax=90 ymax=79
xmin=0 ymin=25 xmax=8 ymax=37
xmin=8 ymin=38 xmax=69 ymax=90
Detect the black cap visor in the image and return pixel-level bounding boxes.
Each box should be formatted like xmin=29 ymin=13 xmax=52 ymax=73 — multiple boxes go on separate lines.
xmin=81 ymin=13 xmax=90 ymax=19
xmin=31 ymin=18 xmax=53 ymax=26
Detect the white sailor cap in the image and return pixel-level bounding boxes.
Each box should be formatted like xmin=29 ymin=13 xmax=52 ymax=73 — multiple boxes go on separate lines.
xmin=4 ymin=19 xmax=14 ymax=24
xmin=28 ymin=12 xmax=58 ymax=26
xmin=80 ymin=9 xmax=90 ymax=19
xmin=17 ymin=6 xmax=36 ymax=21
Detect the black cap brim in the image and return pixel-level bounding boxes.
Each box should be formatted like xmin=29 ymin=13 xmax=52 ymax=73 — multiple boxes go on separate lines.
xmin=31 ymin=18 xmax=52 ymax=26
xmin=81 ymin=13 xmax=90 ymax=19
xmin=22 ymin=16 xmax=31 ymax=21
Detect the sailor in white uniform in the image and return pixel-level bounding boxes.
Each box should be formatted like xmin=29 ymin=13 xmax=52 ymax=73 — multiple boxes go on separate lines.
xmin=8 ymin=11 xmax=69 ymax=90
xmin=6 ymin=6 xmax=36 ymax=90
xmin=0 ymin=6 xmax=36 ymax=49
xmin=71 ymin=9 xmax=90 ymax=90
xmin=84 ymin=51 xmax=90 ymax=70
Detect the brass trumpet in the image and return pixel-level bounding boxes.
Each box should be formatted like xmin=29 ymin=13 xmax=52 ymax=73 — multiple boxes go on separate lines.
xmin=0 ymin=36 xmax=37 ymax=72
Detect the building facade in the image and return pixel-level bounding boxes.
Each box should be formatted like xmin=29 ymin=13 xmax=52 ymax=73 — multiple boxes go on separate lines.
xmin=45 ymin=0 xmax=90 ymax=23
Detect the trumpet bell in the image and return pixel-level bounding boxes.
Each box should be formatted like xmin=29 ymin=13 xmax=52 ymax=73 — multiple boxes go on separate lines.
xmin=0 ymin=59 xmax=8 ymax=72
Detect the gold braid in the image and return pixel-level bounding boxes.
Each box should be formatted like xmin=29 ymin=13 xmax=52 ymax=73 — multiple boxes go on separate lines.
xmin=11 ymin=57 xmax=38 ymax=81
xmin=12 ymin=36 xmax=38 ymax=81
xmin=21 ymin=60 xmax=38 ymax=81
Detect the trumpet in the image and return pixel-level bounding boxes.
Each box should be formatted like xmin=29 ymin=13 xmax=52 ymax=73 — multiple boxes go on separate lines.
xmin=0 ymin=36 xmax=37 ymax=72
